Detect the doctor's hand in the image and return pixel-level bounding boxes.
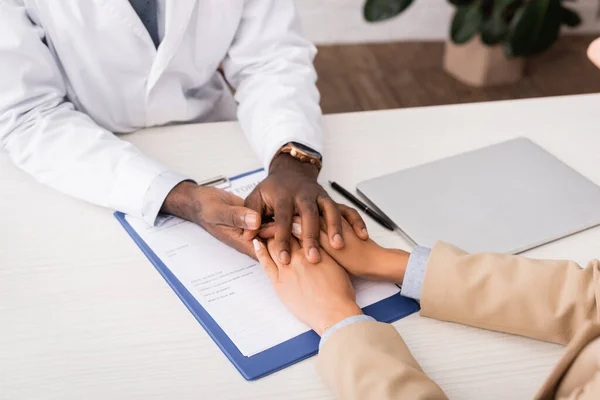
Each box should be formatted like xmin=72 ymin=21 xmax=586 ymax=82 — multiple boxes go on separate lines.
xmin=588 ymin=37 xmax=600 ymax=68
xmin=253 ymin=237 xmax=362 ymax=335
xmin=245 ymin=153 xmax=368 ymax=266
xmin=162 ymin=181 xmax=260 ymax=258
xmin=292 ymin=217 xmax=410 ymax=285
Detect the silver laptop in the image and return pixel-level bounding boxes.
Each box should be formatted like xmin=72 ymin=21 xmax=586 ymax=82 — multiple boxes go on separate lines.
xmin=357 ymin=137 xmax=600 ymax=254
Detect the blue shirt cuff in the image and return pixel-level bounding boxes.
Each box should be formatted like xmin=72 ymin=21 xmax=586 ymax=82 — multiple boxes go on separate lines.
xmin=400 ymin=246 xmax=431 ymax=301
xmin=141 ymin=171 xmax=192 ymax=226
xmin=319 ymin=315 xmax=375 ymax=350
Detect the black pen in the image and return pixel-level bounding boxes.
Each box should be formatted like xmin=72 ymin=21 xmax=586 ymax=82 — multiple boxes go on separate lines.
xmin=329 ymin=181 xmax=395 ymax=231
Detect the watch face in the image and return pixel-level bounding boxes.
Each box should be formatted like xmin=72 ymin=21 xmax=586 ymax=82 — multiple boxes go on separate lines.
xmin=291 ymin=142 xmax=322 ymax=159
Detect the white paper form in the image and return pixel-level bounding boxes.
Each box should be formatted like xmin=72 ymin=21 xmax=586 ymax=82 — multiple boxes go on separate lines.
xmin=126 ymin=171 xmax=400 ymax=357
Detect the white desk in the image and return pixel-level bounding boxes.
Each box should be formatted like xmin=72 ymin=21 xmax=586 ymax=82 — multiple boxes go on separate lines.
xmin=1 ymin=94 xmax=599 ymax=400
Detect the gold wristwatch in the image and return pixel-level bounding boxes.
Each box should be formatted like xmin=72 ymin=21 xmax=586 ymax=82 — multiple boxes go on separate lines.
xmin=275 ymin=142 xmax=323 ymax=170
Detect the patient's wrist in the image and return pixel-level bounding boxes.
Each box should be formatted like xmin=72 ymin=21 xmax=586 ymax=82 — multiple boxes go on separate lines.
xmin=371 ymin=248 xmax=409 ymax=285
xmin=314 ymin=303 xmax=363 ymax=336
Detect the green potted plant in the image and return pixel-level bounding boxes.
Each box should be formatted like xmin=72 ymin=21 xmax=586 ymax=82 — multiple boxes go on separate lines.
xmin=363 ymin=0 xmax=582 ymax=86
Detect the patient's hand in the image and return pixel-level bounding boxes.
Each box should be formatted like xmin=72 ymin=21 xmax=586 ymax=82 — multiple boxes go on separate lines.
xmin=253 ymin=237 xmax=362 ymax=335
xmin=588 ymin=37 xmax=600 ymax=68
xmin=292 ymin=218 xmax=410 ymax=285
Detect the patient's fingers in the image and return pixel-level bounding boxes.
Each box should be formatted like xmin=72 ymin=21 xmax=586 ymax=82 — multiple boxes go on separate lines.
xmin=292 ymin=220 xmax=302 ymax=239
xmin=290 ymin=236 xmax=303 ymax=256
xmin=254 ymin=239 xmax=278 ymax=283
xmin=340 ymin=218 xmax=357 ymax=236
xmin=292 ymin=218 xmax=356 ymax=245
xmin=257 ymin=222 xmax=276 ymax=239
xmin=319 ymin=230 xmax=334 ymax=253
xmin=291 ymin=216 xmax=327 ymax=239
xmin=293 ymin=221 xmax=338 ymax=254
xmin=266 ymin=238 xmax=286 ymax=269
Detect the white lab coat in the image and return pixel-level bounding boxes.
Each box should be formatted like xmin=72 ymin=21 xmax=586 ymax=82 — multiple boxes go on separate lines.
xmin=0 ymin=0 xmax=323 ymax=223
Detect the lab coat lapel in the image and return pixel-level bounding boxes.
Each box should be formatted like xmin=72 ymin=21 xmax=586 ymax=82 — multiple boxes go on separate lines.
xmin=147 ymin=0 xmax=196 ymax=91
xmin=97 ymin=0 xmax=157 ymax=50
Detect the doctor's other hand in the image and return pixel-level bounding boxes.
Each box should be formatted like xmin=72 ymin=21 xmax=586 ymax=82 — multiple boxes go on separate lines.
xmin=244 ymin=153 xmax=369 ymax=266
xmin=162 ymin=181 xmax=260 ymax=258
xmin=253 ymin=237 xmax=362 ymax=335
xmin=292 ymin=218 xmax=409 ymax=285
xmin=588 ymin=37 xmax=600 ymax=68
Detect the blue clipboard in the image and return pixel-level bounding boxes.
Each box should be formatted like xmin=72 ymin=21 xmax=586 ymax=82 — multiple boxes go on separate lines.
xmin=114 ymin=168 xmax=420 ymax=380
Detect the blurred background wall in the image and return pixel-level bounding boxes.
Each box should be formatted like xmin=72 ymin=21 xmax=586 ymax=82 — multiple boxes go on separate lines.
xmin=294 ymin=1 xmax=600 ymax=114
xmin=295 ymin=0 xmax=600 ymax=44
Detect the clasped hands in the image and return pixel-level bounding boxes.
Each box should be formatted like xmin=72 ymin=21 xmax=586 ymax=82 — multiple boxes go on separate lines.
xmin=162 ymin=151 xmax=408 ymax=335
xmin=254 ymin=218 xmax=410 ymax=336
xmin=162 ymin=153 xmax=368 ymax=264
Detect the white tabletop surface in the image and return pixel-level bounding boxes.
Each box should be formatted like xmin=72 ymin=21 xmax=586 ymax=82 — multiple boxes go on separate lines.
xmin=2 ymin=94 xmax=599 ymax=400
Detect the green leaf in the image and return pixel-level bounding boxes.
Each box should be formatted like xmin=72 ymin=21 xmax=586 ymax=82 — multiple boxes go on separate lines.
xmin=451 ymin=5 xmax=484 ymax=44
xmin=505 ymin=6 xmax=524 ymax=56
xmin=480 ymin=15 xmax=507 ymax=45
xmin=363 ymin=0 xmax=415 ymax=22
xmin=560 ymin=6 xmax=581 ymax=27
xmin=493 ymin=0 xmax=518 ymax=13
xmin=480 ymin=0 xmax=516 ymax=45
xmin=506 ymin=0 xmax=561 ymax=57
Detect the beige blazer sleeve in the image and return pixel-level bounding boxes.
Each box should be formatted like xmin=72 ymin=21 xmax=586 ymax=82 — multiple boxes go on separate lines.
xmin=421 ymin=242 xmax=600 ymax=399
xmin=317 ymin=241 xmax=600 ymax=400
xmin=317 ymin=321 xmax=447 ymax=400
xmin=420 ymin=242 xmax=600 ymax=346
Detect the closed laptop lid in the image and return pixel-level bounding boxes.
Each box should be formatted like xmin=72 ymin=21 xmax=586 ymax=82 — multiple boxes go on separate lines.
xmin=357 ymin=137 xmax=600 ymax=254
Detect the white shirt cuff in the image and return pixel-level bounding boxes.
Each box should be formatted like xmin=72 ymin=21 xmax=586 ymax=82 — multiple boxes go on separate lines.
xmin=257 ymin=126 xmax=324 ymax=171
xmin=319 ymin=314 xmax=376 ymax=350
xmin=400 ymin=246 xmax=431 ymax=301
xmin=141 ymin=171 xmax=192 ymax=226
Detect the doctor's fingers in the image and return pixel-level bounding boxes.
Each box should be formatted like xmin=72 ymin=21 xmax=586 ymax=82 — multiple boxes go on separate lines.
xmin=243 ymin=190 xmax=268 ymax=239
xmin=272 ymin=198 xmax=294 ymax=265
xmin=296 ymin=196 xmax=322 ymax=264
xmin=257 ymin=222 xmax=276 ymax=239
xmin=317 ymin=194 xmax=344 ymax=249
xmin=339 ymin=204 xmax=369 ymax=240
xmin=202 ymin=203 xmax=261 ymax=230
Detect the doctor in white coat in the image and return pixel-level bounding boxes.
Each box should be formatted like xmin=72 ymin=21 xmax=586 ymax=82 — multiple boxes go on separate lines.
xmin=0 ymin=0 xmax=368 ymax=261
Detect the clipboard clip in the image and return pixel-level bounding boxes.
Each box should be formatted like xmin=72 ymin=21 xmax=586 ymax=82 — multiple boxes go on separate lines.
xmin=198 ymin=175 xmax=231 ymax=189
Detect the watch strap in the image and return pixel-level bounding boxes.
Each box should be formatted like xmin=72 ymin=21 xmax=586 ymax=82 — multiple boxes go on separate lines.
xmin=275 ymin=142 xmax=323 ymax=170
